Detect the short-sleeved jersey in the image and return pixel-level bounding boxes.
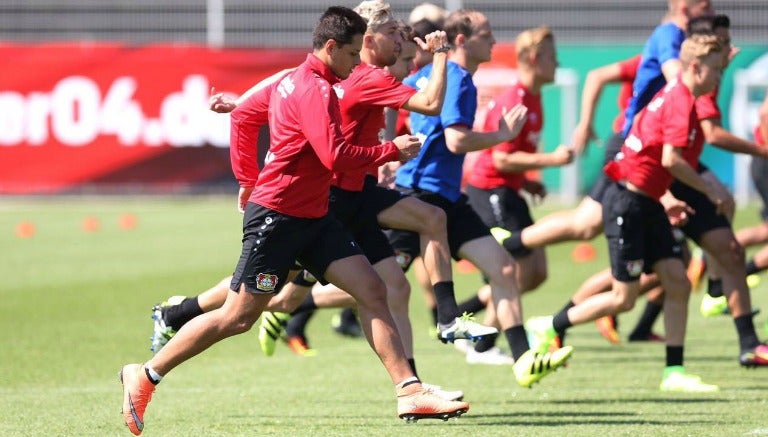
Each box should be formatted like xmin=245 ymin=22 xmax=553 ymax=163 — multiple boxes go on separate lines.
xmin=251 ymin=54 xmax=399 ymax=218
xmin=612 ymin=54 xmax=642 ymax=134
xmin=606 ymin=77 xmax=704 ymax=201
xmin=623 ymin=22 xmax=686 ymax=136
xmin=395 ymin=61 xmax=476 ymax=202
xmin=335 ymin=62 xmax=417 ymax=191
xmin=467 ymin=81 xmax=543 ymax=190
xmin=694 ymin=86 xmax=721 ymax=121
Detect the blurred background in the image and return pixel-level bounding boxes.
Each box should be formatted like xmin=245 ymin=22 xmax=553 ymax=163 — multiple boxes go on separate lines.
xmin=1 ymin=0 xmax=767 ymax=204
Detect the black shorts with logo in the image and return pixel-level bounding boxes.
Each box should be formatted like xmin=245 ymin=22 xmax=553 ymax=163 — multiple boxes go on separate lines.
xmin=230 ymin=203 xmax=362 ymax=294
xmin=386 ymin=187 xmax=490 ymax=271
xmin=465 ymin=184 xmax=534 ymax=257
xmin=669 ymin=167 xmax=730 ymax=244
xmin=602 ymin=182 xmax=683 ymax=282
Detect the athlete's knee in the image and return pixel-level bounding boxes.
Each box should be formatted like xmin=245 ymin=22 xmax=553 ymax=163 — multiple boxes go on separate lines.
xmin=613 ymin=293 xmax=637 ymax=313
xmin=356 ymin=277 xmax=389 ymax=309
xmin=418 ymin=204 xmax=447 ymax=235
xmin=573 ymin=221 xmax=601 ymax=241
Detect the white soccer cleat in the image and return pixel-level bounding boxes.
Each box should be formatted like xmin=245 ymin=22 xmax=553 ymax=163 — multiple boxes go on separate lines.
xmin=437 ymin=313 xmax=498 ymax=343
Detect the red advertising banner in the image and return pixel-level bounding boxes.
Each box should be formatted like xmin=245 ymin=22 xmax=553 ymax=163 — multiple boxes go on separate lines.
xmin=0 ymin=43 xmax=307 ymax=194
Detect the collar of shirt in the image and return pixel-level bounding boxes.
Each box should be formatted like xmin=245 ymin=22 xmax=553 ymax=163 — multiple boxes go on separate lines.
xmin=305 ymin=53 xmax=341 ymax=86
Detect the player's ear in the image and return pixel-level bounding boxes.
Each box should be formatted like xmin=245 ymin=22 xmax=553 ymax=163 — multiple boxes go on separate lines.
xmin=363 ymin=32 xmax=375 ymax=49
xmin=324 ymin=39 xmax=338 ymax=56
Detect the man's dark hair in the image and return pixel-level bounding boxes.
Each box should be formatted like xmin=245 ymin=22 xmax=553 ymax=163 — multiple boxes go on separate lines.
xmin=411 ymin=18 xmax=441 ymax=40
xmin=312 ymin=6 xmax=367 ymax=50
xmin=687 ymin=14 xmax=730 ymax=36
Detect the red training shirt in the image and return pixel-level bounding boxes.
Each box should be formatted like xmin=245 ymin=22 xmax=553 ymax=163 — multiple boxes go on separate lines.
xmin=612 ymin=54 xmax=642 ymax=134
xmin=467 ymin=80 xmax=543 ymax=191
xmin=605 ymin=76 xmax=704 ymax=201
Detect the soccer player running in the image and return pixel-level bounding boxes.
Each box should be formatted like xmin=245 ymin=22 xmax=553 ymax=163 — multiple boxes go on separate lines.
xmin=533 ymin=34 xmax=727 ymax=392
xmin=119 ymin=8 xmax=469 ymax=435
xmin=386 ymin=8 xmax=573 ymax=388
xmin=461 ymin=27 xmax=574 ymax=364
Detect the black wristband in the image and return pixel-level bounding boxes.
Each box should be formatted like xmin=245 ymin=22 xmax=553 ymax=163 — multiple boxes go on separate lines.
xmin=433 ymin=45 xmax=451 ymax=54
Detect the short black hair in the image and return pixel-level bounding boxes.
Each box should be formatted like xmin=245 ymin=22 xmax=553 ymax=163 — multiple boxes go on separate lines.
xmin=312 ymin=6 xmax=367 ymax=50
xmin=411 ymin=18 xmax=441 ymax=40
xmin=687 ymin=14 xmax=730 ymax=36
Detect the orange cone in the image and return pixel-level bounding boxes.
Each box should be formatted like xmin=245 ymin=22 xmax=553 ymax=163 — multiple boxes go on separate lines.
xmin=456 ymin=259 xmax=478 ymax=274
xmin=119 ymin=213 xmax=137 ymax=230
xmin=82 ymin=216 xmax=100 ymax=232
xmin=15 ymin=221 xmax=36 ymax=238
xmin=571 ymin=242 xmax=596 ymax=263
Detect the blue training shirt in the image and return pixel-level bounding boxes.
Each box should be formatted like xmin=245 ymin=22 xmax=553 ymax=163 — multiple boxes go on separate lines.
xmin=622 ymin=22 xmax=686 ymax=137
xmin=395 ymin=61 xmax=476 ymax=202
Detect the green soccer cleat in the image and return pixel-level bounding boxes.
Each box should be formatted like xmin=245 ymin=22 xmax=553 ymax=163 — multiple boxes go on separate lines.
xmin=525 ymin=315 xmax=558 ymax=354
xmin=258 ymin=312 xmax=290 ymax=356
xmin=747 ymin=274 xmax=761 ymax=289
xmin=490 ymin=227 xmax=511 ymax=245
xmin=659 ymin=366 xmax=719 ymax=392
xmin=513 ymin=346 xmax=573 ymax=388
xmin=150 ymin=295 xmax=186 ymax=354
xmin=700 ymin=294 xmax=728 ymax=317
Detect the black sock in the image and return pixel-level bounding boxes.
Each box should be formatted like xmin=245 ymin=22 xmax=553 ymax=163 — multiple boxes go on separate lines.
xmin=707 ymin=278 xmax=724 ymax=298
xmin=734 ymin=314 xmax=760 ymax=352
xmin=291 ymin=294 xmax=317 ymax=314
xmin=285 ymin=309 xmax=315 ymax=338
xmin=553 ymin=301 xmax=575 ymax=342
xmin=502 ymin=231 xmax=526 ymax=253
xmin=340 ymin=307 xmax=357 ymax=325
xmin=628 ymin=301 xmax=663 ymax=340
xmin=457 ymin=295 xmax=485 ymax=315
xmin=666 ymin=345 xmax=684 ymax=367
xmin=504 ymin=326 xmax=529 ymax=361
xmin=164 ymin=297 xmax=203 ymax=331
xmin=407 ymin=358 xmax=418 ymax=378
xmin=552 ymin=309 xmax=573 ymax=336
xmin=429 ymin=306 xmax=438 ymax=326
xmin=434 ymin=281 xmax=459 ymax=325
xmin=474 ymin=332 xmax=498 ymax=353
xmin=745 ymin=259 xmax=766 ymax=276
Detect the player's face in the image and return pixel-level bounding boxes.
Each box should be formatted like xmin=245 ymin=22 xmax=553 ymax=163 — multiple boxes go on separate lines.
xmin=687 ymin=0 xmax=714 ymax=18
xmin=370 ymin=19 xmax=403 ymax=67
xmin=330 ymin=34 xmax=363 ymax=79
xmin=386 ymin=40 xmax=417 ymax=82
xmin=464 ymin=14 xmax=496 ymax=64
xmin=535 ymin=38 xmax=558 ymax=84
xmin=714 ymin=26 xmax=735 ymax=68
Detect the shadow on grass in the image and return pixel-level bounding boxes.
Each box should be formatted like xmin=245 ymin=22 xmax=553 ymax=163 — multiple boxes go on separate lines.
xmin=461 ymin=414 xmax=721 ymax=427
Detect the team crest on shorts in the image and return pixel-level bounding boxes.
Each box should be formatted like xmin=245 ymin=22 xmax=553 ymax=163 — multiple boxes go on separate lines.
xmin=394 ymin=251 xmax=412 ymax=269
xmin=256 ymin=273 xmax=279 ymax=292
xmin=625 ymin=260 xmax=644 ymax=278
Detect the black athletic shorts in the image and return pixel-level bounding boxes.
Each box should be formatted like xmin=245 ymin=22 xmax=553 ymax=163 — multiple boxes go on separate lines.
xmin=230 ymin=203 xmax=362 ymax=294
xmin=669 ymin=167 xmax=730 ymax=244
xmin=751 ymin=156 xmax=768 ymax=221
xmin=588 ymin=132 xmax=626 ymax=203
xmin=386 ymin=187 xmax=489 ymax=271
xmin=465 ymin=184 xmax=534 ymax=257
xmin=602 ymin=182 xmax=683 ymax=282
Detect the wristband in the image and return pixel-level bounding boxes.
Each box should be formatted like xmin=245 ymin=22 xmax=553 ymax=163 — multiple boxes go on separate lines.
xmin=433 ymin=45 xmax=451 ymax=54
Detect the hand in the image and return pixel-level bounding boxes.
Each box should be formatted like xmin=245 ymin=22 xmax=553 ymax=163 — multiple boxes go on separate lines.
xmin=702 ymin=174 xmax=734 ymax=218
xmin=392 ymin=134 xmax=422 ymax=161
xmin=238 ymin=186 xmax=254 ymax=213
xmin=571 ymin=122 xmax=597 ymax=155
xmin=209 ymin=87 xmax=237 ymax=113
xmin=414 ymin=30 xmax=448 ymax=54
xmin=378 ymin=162 xmax=400 ymax=188
xmin=498 ymin=104 xmax=528 ymax=142
xmin=665 ymin=201 xmax=694 ymax=227
xmin=550 ymin=145 xmax=575 ymax=166
xmin=522 ymin=179 xmax=547 ymax=204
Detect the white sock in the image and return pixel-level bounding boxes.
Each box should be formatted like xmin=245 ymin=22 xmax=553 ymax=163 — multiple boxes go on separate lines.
xmin=145 ymin=364 xmax=163 ymax=384
xmin=396 ymin=376 xmax=419 ymax=389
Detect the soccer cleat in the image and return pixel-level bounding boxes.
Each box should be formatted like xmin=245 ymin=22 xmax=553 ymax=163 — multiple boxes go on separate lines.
xmin=465 ymin=347 xmax=515 ymax=366
xmin=739 ymin=344 xmax=768 ymax=367
xmin=285 ymin=335 xmax=318 ymax=357
xmin=700 ymin=294 xmax=728 ymax=317
xmin=119 ymin=363 xmax=156 ymax=435
xmin=628 ymin=332 xmax=665 ymax=343
xmin=421 ymin=382 xmax=464 ymax=401
xmin=525 ymin=316 xmax=557 ymax=354
xmin=659 ymin=366 xmax=719 ymax=392
xmin=512 ymin=346 xmax=573 ymax=388
xmin=437 ymin=313 xmax=498 ymax=344
xmin=595 ymin=315 xmax=620 ymax=345
xmin=396 ymin=383 xmax=469 ymax=422
xmin=149 ymin=295 xmax=186 ymax=354
xmin=490 ymin=226 xmax=511 ymax=245
xmin=258 ymin=312 xmax=290 ymax=356
xmin=331 ymin=312 xmax=363 ymax=338
xmin=686 ymin=247 xmax=706 ymax=292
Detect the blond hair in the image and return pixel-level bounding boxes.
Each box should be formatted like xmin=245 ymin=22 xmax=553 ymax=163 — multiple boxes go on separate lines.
xmin=679 ymin=33 xmax=724 ymax=67
xmin=515 ymin=26 xmax=553 ymax=63
xmin=408 ymin=2 xmax=447 ymax=26
xmin=354 ymin=0 xmax=395 ymax=33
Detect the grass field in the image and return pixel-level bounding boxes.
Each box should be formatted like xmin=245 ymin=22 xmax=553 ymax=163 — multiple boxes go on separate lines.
xmin=2 ymin=196 xmax=768 ymax=436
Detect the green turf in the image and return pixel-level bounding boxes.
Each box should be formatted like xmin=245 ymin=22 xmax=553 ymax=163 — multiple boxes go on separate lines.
xmin=2 ymin=197 xmax=767 ymax=436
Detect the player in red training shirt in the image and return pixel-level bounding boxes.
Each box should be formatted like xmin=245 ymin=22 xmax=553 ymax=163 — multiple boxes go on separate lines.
xmin=118 ymin=8 xmax=469 ymax=435
xmin=528 ymin=34 xmax=727 ymax=392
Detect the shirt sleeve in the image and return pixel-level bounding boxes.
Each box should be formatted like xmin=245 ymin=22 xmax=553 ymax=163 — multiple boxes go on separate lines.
xmin=229 ymin=83 xmax=273 ymax=186
xmin=357 ymin=70 xmax=417 ymax=110
xmin=299 ymin=86 xmax=399 ymax=172
xmin=441 ymin=72 xmax=476 ymax=129
xmin=695 ymin=90 xmax=721 ymax=121
xmin=657 ymin=26 xmax=683 ymax=66
xmin=618 ymin=54 xmax=642 ymax=82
